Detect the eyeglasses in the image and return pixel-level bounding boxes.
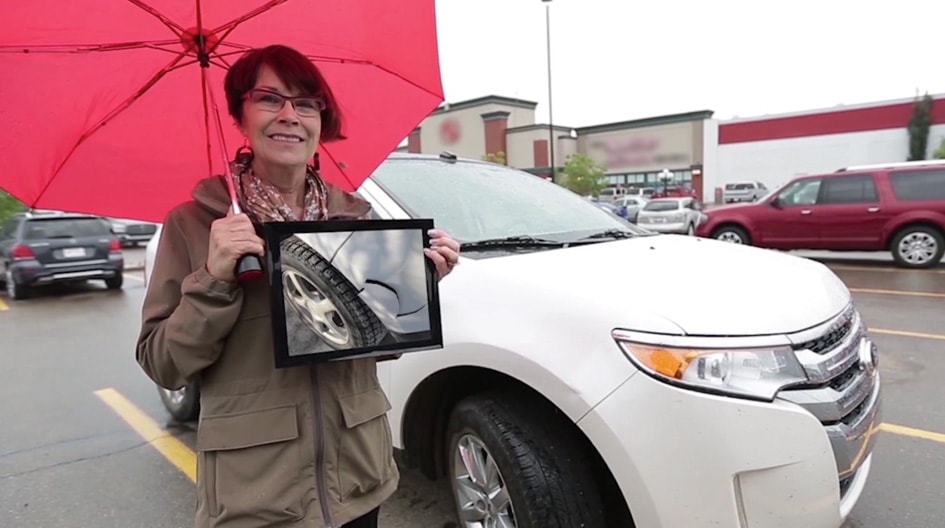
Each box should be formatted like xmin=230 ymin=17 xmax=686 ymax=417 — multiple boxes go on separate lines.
xmin=244 ymin=88 xmax=326 ymax=117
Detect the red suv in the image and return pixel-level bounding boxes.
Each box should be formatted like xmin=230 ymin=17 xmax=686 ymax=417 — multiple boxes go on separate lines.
xmin=697 ymin=160 xmax=945 ymax=268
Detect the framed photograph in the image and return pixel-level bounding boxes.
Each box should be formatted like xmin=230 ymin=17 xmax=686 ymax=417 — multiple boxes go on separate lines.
xmin=263 ymin=218 xmax=444 ymax=368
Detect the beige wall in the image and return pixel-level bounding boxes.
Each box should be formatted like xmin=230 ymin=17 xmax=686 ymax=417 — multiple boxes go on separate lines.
xmin=579 ymin=121 xmax=695 ymax=174
xmin=419 ymin=103 xmax=536 ymax=160
xmin=506 ymin=127 xmax=545 ymax=168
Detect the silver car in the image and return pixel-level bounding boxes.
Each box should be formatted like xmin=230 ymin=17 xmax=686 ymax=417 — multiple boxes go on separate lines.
xmin=635 ymin=197 xmax=706 ymax=235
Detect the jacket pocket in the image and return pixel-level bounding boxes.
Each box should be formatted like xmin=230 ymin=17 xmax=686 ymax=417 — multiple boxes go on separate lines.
xmin=336 ymin=387 xmax=394 ymax=502
xmin=196 ymin=404 xmax=303 ymax=523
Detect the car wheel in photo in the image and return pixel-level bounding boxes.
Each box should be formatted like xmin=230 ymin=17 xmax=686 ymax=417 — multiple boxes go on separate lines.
xmin=890 ymin=225 xmax=944 ymax=269
xmin=157 ymin=381 xmax=200 ymax=422
xmin=713 ymin=225 xmax=750 ymax=245
xmin=280 ymin=236 xmax=387 ymax=349
xmin=445 ymin=389 xmax=607 ymax=528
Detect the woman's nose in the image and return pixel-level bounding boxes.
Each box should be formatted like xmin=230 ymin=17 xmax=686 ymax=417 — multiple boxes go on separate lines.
xmin=276 ymin=101 xmax=300 ymax=122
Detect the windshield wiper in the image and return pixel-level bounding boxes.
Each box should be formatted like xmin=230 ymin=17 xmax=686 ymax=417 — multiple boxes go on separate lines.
xmin=460 ymin=235 xmax=567 ymax=250
xmin=575 ymin=229 xmax=638 ymax=241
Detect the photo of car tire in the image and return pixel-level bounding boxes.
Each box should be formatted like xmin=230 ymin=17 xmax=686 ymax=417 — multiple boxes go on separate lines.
xmin=280 ymin=235 xmax=388 ymax=354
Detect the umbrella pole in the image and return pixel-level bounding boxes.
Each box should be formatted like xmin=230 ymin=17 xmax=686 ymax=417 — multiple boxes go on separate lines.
xmin=204 ymin=68 xmax=264 ymax=284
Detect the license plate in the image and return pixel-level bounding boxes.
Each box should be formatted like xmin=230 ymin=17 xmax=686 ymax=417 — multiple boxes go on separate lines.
xmin=652 ymin=217 xmax=666 ymax=223
xmin=62 ymin=247 xmax=86 ymax=258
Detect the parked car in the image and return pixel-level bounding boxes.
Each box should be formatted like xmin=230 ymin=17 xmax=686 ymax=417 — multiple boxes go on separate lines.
xmin=724 ymin=181 xmax=769 ymax=203
xmin=108 ymin=217 xmax=159 ymax=247
xmin=635 ymin=196 xmax=706 ymax=235
xmin=698 ymin=160 xmax=945 ymax=268
xmin=614 ymin=195 xmax=648 ymax=223
xmin=145 ymin=152 xmax=880 ymax=528
xmin=0 ymin=210 xmax=124 ymax=299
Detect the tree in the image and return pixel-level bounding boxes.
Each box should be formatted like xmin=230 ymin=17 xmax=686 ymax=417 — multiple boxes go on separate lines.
xmin=907 ymin=92 xmax=934 ymax=161
xmin=0 ymin=188 xmax=26 ymax=224
xmin=934 ymin=138 xmax=945 ymax=160
xmin=482 ymin=151 xmax=507 ymax=165
xmin=559 ymin=153 xmax=607 ymax=196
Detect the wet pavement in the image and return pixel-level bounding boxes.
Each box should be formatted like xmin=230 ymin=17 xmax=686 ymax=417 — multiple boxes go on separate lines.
xmin=1 ymin=254 xmax=943 ymax=527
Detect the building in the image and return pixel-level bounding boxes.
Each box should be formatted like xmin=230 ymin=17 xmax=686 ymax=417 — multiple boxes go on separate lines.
xmin=714 ymin=93 xmax=945 ymax=191
xmin=400 ymin=95 xmax=717 ymax=200
xmin=400 ymin=92 xmax=945 ymax=203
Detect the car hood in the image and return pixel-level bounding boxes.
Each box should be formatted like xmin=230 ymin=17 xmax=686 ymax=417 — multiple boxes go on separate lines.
xmin=473 ymin=234 xmax=851 ymax=336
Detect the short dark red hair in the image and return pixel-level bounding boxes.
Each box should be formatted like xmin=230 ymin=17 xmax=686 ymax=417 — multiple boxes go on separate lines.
xmin=224 ymin=44 xmax=344 ymax=141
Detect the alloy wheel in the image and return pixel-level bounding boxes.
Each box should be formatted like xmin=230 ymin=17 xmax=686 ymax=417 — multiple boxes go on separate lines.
xmin=283 ymin=268 xmax=351 ymax=347
xmin=897 ymin=232 xmax=939 ymax=266
xmin=452 ymin=433 xmax=517 ymax=528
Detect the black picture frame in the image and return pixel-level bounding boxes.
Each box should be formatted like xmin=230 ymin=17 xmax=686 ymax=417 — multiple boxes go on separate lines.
xmin=263 ymin=218 xmax=443 ymax=368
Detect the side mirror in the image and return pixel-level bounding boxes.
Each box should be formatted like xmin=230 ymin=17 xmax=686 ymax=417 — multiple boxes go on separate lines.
xmin=769 ymin=197 xmax=782 ymax=208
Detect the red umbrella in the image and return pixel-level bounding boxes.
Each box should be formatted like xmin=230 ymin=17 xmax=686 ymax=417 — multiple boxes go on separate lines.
xmin=0 ymin=0 xmax=444 ymax=223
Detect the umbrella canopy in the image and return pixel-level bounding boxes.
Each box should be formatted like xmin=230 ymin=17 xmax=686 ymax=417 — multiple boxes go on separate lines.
xmin=0 ymin=1 xmax=443 ymax=222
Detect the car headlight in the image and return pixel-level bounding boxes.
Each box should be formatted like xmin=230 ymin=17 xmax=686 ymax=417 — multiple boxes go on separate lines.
xmin=612 ymin=330 xmax=808 ymax=401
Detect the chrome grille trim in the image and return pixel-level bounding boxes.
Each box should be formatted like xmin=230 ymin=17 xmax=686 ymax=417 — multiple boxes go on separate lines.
xmin=778 ymin=302 xmax=882 ymax=482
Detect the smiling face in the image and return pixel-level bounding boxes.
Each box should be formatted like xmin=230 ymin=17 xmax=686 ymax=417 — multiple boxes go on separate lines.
xmin=239 ymin=64 xmax=322 ymax=172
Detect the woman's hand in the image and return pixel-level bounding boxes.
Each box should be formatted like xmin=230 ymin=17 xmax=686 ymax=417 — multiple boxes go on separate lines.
xmin=424 ymin=229 xmax=460 ymax=281
xmin=206 ymin=211 xmax=266 ymax=282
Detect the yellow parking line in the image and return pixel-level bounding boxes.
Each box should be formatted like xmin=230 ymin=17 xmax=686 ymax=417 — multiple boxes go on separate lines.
xmin=869 ymin=328 xmax=945 ymax=341
xmin=0 ymin=297 xmax=8 ymax=311
xmin=123 ymin=272 xmax=144 ymax=282
xmin=850 ymin=288 xmax=945 ymax=299
xmin=880 ymin=423 xmax=945 ymax=445
xmin=94 ymin=388 xmax=196 ymax=482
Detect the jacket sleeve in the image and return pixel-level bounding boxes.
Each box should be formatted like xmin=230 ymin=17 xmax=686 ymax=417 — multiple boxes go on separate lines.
xmin=136 ymin=209 xmax=244 ymax=390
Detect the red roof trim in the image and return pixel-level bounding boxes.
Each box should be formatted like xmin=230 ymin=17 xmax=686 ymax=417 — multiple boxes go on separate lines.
xmin=719 ymin=98 xmax=945 ymax=144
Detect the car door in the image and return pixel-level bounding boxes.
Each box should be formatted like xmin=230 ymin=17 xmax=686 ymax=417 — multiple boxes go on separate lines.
xmin=754 ymin=177 xmax=824 ymax=248
xmin=811 ymin=173 xmax=885 ymax=249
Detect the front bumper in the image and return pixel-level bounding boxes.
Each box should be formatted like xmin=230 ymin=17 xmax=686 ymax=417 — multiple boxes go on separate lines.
xmin=580 ymin=304 xmax=880 ymax=528
xmin=12 ymin=256 xmax=124 ymax=286
xmin=579 ymin=372 xmax=877 ymax=528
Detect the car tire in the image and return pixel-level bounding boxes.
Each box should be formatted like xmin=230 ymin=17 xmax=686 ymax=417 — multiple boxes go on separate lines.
xmin=712 ymin=225 xmax=750 ymax=245
xmin=445 ymin=389 xmax=607 ymax=528
xmin=157 ymin=382 xmax=200 ymax=422
xmin=890 ymin=226 xmax=944 ymax=269
xmin=5 ymin=270 xmax=30 ymax=300
xmin=686 ymin=223 xmax=695 ymax=236
xmin=105 ymin=274 xmax=123 ymax=290
xmin=280 ymin=236 xmax=387 ymax=349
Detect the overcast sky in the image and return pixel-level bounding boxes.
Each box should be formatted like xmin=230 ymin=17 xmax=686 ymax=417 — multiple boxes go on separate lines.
xmin=432 ymin=0 xmax=945 ymax=128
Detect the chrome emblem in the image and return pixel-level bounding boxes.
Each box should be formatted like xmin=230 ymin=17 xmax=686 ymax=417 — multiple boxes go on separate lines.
xmin=858 ymin=338 xmax=877 ymax=374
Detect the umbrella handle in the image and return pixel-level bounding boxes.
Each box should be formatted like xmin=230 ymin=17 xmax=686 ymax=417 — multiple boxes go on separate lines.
xmin=235 ymin=254 xmax=264 ymax=283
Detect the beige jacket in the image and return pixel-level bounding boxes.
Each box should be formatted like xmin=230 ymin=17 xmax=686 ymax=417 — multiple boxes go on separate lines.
xmin=136 ymin=175 xmax=398 ymax=528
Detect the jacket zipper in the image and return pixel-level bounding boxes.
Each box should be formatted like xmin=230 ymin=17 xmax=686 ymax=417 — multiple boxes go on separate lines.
xmin=311 ymin=365 xmax=335 ymax=527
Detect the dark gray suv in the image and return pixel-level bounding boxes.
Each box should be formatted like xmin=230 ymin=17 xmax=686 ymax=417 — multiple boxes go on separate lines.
xmin=0 ymin=211 xmax=125 ymax=300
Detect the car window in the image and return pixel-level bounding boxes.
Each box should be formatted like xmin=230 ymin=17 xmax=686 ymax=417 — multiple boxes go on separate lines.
xmin=818 ymin=175 xmax=878 ymax=204
xmin=23 ymin=217 xmax=112 ymax=239
xmin=889 ymin=169 xmax=945 ymax=201
xmin=369 ymin=158 xmax=647 ymax=242
xmin=778 ymin=178 xmax=822 ymax=206
xmin=0 ymin=218 xmax=20 ymax=240
xmin=643 ymin=200 xmax=680 ymax=212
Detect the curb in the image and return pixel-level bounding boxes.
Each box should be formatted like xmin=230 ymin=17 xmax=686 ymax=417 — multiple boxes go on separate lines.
xmin=125 ymin=264 xmax=145 ymax=272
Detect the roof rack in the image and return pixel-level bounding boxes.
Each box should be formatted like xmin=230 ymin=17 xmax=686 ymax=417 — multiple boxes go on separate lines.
xmin=836 ymin=159 xmax=945 ymax=172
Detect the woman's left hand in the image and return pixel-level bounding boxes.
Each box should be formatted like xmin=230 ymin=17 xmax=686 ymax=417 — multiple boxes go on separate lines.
xmin=424 ymin=229 xmax=461 ymax=280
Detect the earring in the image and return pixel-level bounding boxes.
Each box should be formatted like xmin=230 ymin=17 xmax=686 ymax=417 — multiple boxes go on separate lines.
xmin=234 ymin=140 xmax=253 ymax=166
xmin=312 ymin=152 xmax=320 ymax=171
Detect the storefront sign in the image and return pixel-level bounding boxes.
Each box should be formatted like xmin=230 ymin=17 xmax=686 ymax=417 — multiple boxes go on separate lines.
xmin=584 ymin=124 xmax=693 ymax=172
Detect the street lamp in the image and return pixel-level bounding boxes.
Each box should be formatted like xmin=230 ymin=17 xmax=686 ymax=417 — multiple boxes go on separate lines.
xmin=542 ymin=0 xmax=555 ymax=183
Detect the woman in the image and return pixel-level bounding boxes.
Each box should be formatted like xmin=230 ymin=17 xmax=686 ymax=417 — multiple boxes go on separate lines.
xmin=136 ymin=44 xmax=460 ymax=528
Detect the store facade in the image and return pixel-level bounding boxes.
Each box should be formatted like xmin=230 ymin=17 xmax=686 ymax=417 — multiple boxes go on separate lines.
xmin=403 ymin=95 xmax=720 ymax=201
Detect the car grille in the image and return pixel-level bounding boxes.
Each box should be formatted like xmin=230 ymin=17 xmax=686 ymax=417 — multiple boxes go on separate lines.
xmin=778 ymin=303 xmax=882 ymax=498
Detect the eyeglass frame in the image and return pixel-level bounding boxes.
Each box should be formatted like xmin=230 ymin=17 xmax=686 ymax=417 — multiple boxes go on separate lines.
xmin=242 ymin=88 xmax=327 ymax=117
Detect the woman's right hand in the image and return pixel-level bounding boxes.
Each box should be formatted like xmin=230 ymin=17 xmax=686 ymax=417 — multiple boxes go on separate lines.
xmin=206 ymin=212 xmax=265 ymax=282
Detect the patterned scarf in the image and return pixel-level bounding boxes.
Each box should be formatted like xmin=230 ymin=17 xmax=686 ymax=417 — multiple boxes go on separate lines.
xmin=233 ymin=158 xmax=328 ymax=223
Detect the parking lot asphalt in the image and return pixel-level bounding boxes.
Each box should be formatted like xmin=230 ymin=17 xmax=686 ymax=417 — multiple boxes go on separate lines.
xmin=0 ymin=254 xmax=943 ymax=527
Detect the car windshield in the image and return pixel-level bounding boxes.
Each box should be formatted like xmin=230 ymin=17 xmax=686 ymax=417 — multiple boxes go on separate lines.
xmin=642 ymin=200 xmax=680 ymax=212
xmin=23 ymin=217 xmax=111 ymax=239
xmin=369 ymin=157 xmax=649 ymax=243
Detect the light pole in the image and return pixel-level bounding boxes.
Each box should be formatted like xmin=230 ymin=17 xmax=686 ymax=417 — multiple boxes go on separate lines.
xmin=542 ymin=0 xmax=555 ymax=183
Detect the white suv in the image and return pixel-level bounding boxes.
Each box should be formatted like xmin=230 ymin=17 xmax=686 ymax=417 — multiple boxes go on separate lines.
xmin=145 ymin=153 xmax=880 ymax=528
